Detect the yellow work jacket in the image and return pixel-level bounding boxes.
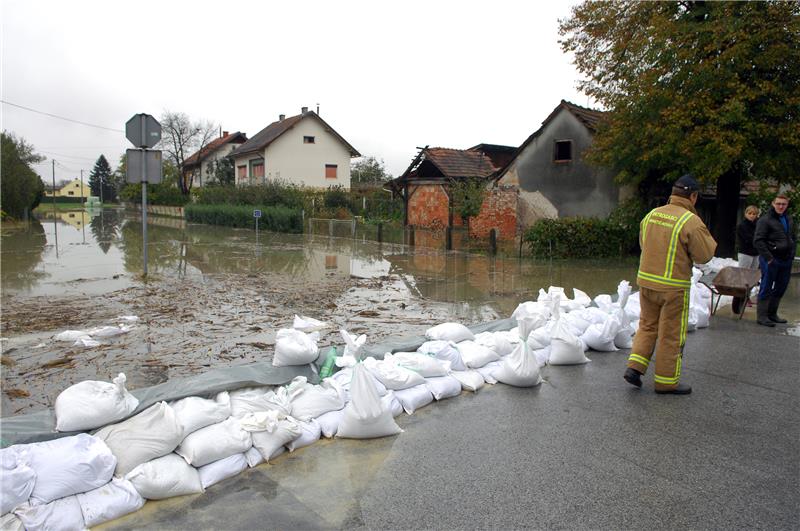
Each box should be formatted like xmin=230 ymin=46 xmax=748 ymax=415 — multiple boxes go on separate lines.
xmin=637 ymin=195 xmax=717 ymax=291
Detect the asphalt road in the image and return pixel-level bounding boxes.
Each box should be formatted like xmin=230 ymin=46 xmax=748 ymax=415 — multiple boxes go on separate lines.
xmin=101 ymin=315 xmax=799 ymax=531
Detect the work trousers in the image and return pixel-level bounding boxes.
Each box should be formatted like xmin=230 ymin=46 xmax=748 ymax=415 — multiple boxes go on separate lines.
xmin=627 ymin=287 xmax=690 ymax=391
xmin=758 ymin=256 xmax=792 ymax=301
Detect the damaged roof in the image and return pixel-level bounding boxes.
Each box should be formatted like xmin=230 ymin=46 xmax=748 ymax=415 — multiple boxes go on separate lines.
xmin=231 ymin=111 xmax=360 ymax=158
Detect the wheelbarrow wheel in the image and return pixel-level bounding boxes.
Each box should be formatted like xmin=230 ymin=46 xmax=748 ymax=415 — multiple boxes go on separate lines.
xmin=731 ymin=296 xmax=745 ymax=315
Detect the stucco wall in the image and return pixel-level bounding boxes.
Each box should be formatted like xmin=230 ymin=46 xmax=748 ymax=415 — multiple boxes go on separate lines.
xmin=499 ymin=108 xmax=619 ymax=224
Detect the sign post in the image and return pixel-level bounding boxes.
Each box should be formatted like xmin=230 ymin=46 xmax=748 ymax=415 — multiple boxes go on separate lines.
xmin=125 ymin=113 xmax=162 ymax=277
xmin=253 ymin=209 xmax=262 ymax=244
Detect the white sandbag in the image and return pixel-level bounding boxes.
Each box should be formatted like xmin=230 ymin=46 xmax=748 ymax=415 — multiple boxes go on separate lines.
xmin=24 ymin=433 xmax=115 ymax=504
xmin=272 ymin=328 xmax=319 ymax=367
xmin=424 ymin=375 xmax=462 ymax=400
xmin=382 ymin=391 xmax=404 ymax=417
xmin=287 ymin=376 xmax=345 ymax=420
xmin=54 ymin=330 xmax=90 ymax=342
xmin=594 ymin=294 xmax=614 ymax=313
xmin=238 ymin=410 xmax=282 ymax=432
xmin=0 ymin=447 xmax=36 ymax=514
xmin=77 ymin=477 xmax=144 ymax=528
xmin=625 ymin=291 xmax=641 ymax=321
xmin=451 ymin=370 xmax=485 ymax=392
xmin=363 ymin=357 xmax=426 ymax=390
xmin=94 ymin=401 xmax=184 ymax=477
xmin=614 ymin=326 xmax=634 ymax=349
xmin=425 ymin=322 xmax=474 ymax=343
xmin=316 ymin=408 xmax=345 ymax=438
xmin=560 ymin=299 xmax=585 ymax=313
xmin=330 ymin=367 xmax=387 ymax=402
xmin=197 ymin=453 xmax=248 ymax=489
xmin=170 ymin=392 xmax=231 ymax=436
xmin=494 ymin=316 xmax=542 ymax=387
xmin=473 ymin=332 xmax=514 ymax=357
xmin=477 ymin=360 xmax=502 ymax=384
xmin=244 ymin=447 xmax=265 ymax=467
xmin=14 ymin=496 xmax=85 ymax=531
xmin=581 ymin=306 xmax=612 ymax=325
xmin=340 ymin=329 xmax=367 ymax=360
xmin=229 ymin=387 xmax=291 ymax=417
xmin=613 ymin=281 xmax=635 ymax=349
xmin=385 ymin=352 xmax=449 ymax=377
xmin=690 ymin=273 xmax=711 ymax=329
xmin=293 ymin=314 xmax=327 ymax=332
xmin=175 ymin=417 xmax=252 ymax=467
xmin=125 ymin=453 xmax=203 ymax=500
xmin=0 ymin=513 xmax=24 ymax=531
xmin=251 ymin=419 xmax=302 ymax=462
xmin=581 ymin=314 xmax=621 ymax=352
xmin=336 ymin=363 xmax=402 ymax=439
xmin=393 ymin=384 xmax=434 ymax=415
xmin=496 ymin=330 xmax=523 ymax=347
xmin=417 ymin=340 xmax=466 ymax=371
xmin=285 ymin=419 xmax=321 ymax=452
xmin=455 ymin=340 xmax=500 ymax=369
xmin=533 ymin=345 xmax=551 ymax=367
xmin=528 ymin=324 xmax=553 ymax=347
xmin=54 ymin=373 xmax=139 ymax=432
xmin=562 ymin=312 xmax=591 ymax=335
xmin=73 ymin=336 xmax=101 ymax=348
xmin=550 ymin=297 xmax=590 ymax=365
xmin=572 ymin=288 xmax=592 ymax=307
xmin=87 ymin=325 xmax=133 ymax=338
xmin=511 ymin=301 xmax=551 ymax=322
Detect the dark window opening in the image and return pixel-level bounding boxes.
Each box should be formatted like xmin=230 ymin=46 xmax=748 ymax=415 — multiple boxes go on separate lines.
xmin=554 ymin=140 xmax=572 ymax=162
xmin=304 ymin=136 xmax=315 ymax=144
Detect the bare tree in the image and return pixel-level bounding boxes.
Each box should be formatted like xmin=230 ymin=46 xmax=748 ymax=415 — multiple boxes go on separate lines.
xmin=160 ymin=111 xmax=218 ymax=195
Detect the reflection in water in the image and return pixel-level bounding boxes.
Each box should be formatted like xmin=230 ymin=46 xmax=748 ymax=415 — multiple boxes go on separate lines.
xmin=0 ymin=220 xmax=47 ymax=291
xmin=90 ymin=208 xmax=121 ymax=254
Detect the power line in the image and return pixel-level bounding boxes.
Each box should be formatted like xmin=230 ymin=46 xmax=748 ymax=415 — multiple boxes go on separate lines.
xmin=1 ymin=100 xmax=124 ymax=133
xmin=38 ymin=150 xmax=98 ymax=161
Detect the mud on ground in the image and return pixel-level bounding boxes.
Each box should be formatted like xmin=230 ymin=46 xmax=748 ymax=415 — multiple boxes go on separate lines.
xmin=1 ymin=271 xmax=495 ymax=416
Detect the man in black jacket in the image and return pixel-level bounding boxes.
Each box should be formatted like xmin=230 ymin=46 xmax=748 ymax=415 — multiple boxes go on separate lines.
xmin=754 ymin=194 xmax=796 ymax=327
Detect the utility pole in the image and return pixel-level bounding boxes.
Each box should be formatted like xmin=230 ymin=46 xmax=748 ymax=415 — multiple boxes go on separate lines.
xmin=80 ymin=169 xmax=84 ymax=205
xmin=51 ymin=160 xmax=56 ymax=208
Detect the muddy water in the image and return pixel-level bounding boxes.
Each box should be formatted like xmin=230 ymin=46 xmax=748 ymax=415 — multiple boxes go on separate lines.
xmin=0 ymin=207 xmax=703 ymax=416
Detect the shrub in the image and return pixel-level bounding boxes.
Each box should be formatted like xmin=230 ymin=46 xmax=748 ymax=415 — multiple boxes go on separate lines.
xmin=323 ymin=185 xmax=350 ymax=210
xmin=185 ymin=204 xmax=303 ymax=233
xmin=193 ymin=181 xmax=306 ymax=210
xmin=119 ymin=183 xmax=191 ymax=206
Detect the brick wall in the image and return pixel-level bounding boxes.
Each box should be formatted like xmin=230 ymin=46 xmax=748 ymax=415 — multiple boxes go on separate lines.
xmin=470 ymin=187 xmax=518 ymax=240
xmin=408 ymin=184 xmax=450 ymax=229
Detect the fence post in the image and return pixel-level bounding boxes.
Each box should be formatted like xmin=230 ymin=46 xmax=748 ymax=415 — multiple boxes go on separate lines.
xmin=377 ymin=222 xmax=383 ymax=243
xmin=446 ymin=226 xmax=452 ymax=250
xmin=408 ymin=225 xmax=415 ymax=247
xmin=518 ymin=234 xmax=523 ymax=258
xmin=352 ymin=218 xmax=356 ymax=238
xmin=329 ymin=219 xmax=334 ymax=237
xmin=489 ymin=228 xmax=497 ymax=255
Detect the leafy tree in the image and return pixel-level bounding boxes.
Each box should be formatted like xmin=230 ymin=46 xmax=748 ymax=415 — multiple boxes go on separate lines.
xmin=351 ymin=156 xmax=392 ymax=187
xmin=559 ymin=1 xmax=800 ymax=256
xmin=208 ymin=156 xmax=235 ymax=186
xmin=89 ymin=155 xmax=115 ymax=202
xmin=450 ymin=178 xmax=486 ymax=231
xmin=1 ymin=132 xmax=45 ymax=218
xmin=160 ymin=111 xmax=217 ymax=195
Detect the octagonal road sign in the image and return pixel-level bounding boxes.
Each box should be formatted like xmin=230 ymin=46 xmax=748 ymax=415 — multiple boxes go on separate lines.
xmin=126 ymin=113 xmax=162 ymax=148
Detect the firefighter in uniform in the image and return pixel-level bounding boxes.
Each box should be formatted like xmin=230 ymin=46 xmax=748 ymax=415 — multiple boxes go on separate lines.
xmin=624 ymin=175 xmax=717 ymax=394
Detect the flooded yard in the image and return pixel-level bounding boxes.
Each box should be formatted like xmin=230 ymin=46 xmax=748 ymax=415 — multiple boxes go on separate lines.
xmin=2 ymin=207 xmax=646 ymax=415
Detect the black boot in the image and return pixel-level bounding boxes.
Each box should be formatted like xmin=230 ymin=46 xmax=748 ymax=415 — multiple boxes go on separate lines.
xmin=655 ymin=382 xmax=692 ymax=395
xmin=757 ymin=297 xmax=776 ymax=327
xmin=768 ymin=297 xmax=788 ymax=324
xmin=624 ymin=367 xmax=642 ymax=388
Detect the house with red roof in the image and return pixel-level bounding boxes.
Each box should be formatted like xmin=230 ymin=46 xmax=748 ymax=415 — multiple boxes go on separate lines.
xmin=183 ymin=131 xmax=248 ymax=187
xmin=229 ymin=107 xmax=360 ymax=189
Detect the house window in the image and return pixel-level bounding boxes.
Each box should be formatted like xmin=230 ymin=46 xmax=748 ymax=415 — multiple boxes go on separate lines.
xmin=554 ymin=140 xmax=572 ymax=162
xmin=68 ymin=191 xmax=74 ymax=196
xmin=249 ymin=159 xmax=265 ymax=185
xmin=237 ymin=165 xmax=247 ymax=183
xmin=304 ymin=136 xmax=315 ymax=144
xmin=75 ymin=183 xmax=79 ymax=187
xmin=325 ymin=164 xmax=338 ymax=179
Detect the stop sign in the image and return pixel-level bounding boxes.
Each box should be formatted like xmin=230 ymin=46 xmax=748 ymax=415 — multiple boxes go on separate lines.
xmin=125 ymin=113 xmax=162 ymax=148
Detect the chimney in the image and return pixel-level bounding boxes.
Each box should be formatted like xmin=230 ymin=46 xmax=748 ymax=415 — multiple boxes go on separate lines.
xmin=301 ymin=106 xmax=308 ymax=114
xmin=222 ymin=131 xmax=229 ymax=137
xmin=279 ymin=114 xmax=285 ymax=121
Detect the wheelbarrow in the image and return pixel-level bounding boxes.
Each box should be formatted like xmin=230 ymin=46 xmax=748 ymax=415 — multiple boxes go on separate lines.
xmin=698 ymin=266 xmax=761 ymax=319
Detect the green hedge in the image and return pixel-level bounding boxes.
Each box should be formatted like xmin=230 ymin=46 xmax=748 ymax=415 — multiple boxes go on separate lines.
xmin=193 ymin=181 xmax=306 ymax=210
xmin=185 ymin=204 xmax=303 ymax=233
xmin=119 ymin=183 xmax=191 ymax=206
xmin=524 ymin=198 xmax=648 ymax=258
xmin=42 ymin=196 xmax=85 ymax=204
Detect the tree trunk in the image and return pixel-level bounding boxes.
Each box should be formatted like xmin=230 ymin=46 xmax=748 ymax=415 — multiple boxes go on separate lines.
xmin=712 ymin=168 xmax=741 ymax=258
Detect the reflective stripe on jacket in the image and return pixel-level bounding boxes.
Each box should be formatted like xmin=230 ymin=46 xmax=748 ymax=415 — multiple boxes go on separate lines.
xmin=637 ymin=195 xmax=717 ymax=291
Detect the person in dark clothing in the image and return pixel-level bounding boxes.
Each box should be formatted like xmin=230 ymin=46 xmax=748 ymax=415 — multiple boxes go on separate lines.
xmin=754 ymin=194 xmax=796 ymax=327
xmin=736 ymin=205 xmax=760 ymax=269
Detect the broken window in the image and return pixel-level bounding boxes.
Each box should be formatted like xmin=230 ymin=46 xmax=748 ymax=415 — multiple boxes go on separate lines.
xmin=554 ymin=140 xmax=573 ymax=162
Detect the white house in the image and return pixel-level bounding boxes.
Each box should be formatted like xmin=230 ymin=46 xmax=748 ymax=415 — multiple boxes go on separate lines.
xmin=229 ymin=107 xmax=360 ymax=189
xmin=183 ymin=131 xmax=248 ymax=187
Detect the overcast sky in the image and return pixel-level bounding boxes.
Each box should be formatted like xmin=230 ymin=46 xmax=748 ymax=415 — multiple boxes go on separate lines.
xmin=2 ymin=0 xmax=587 ymax=183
